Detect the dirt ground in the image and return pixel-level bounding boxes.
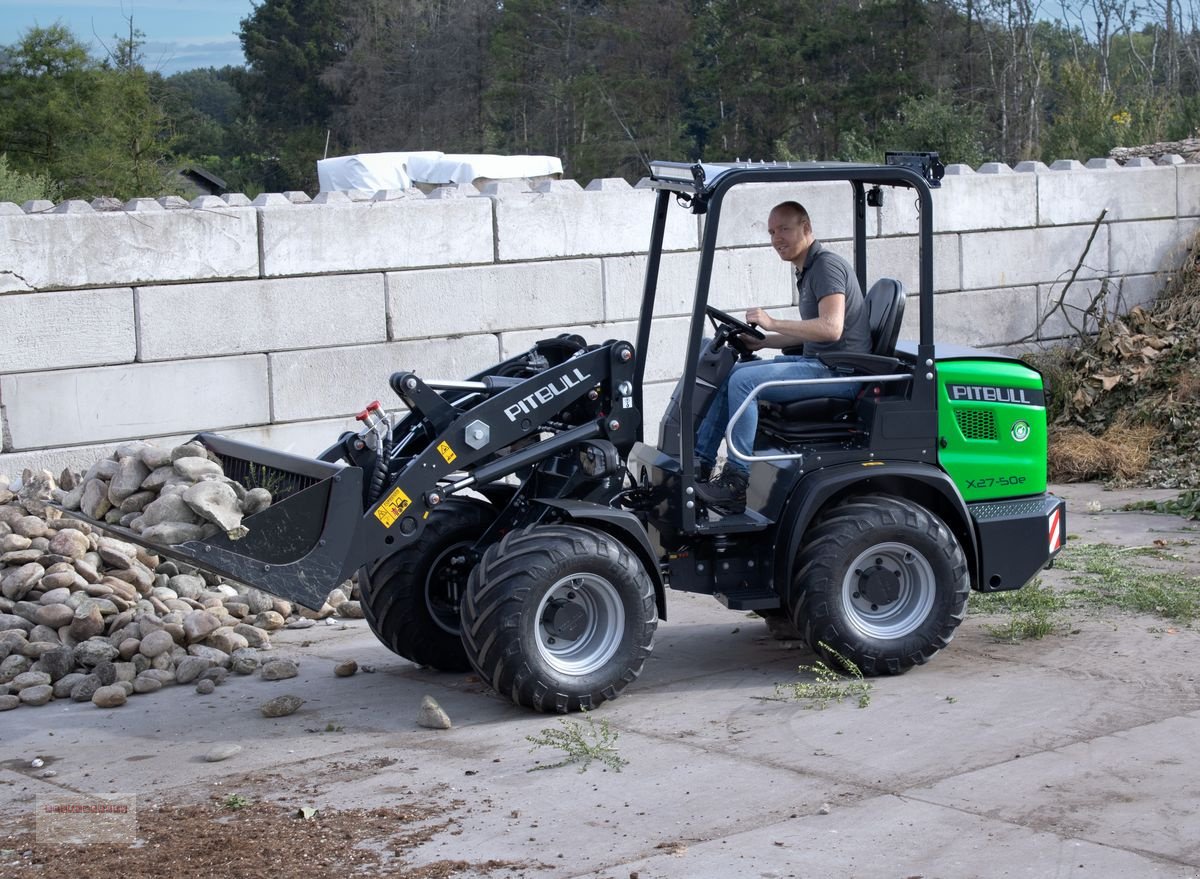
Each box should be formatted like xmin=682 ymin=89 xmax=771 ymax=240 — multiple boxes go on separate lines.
xmin=1 ymin=482 xmax=1199 ymax=878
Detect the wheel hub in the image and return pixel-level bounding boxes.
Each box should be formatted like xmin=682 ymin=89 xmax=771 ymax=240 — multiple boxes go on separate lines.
xmin=543 ymin=599 xmax=589 ymax=641
xmin=856 ymin=562 xmax=901 ymax=606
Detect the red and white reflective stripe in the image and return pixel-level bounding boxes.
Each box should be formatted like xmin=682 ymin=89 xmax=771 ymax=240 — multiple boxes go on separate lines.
xmin=1048 ymin=507 xmax=1063 ymax=553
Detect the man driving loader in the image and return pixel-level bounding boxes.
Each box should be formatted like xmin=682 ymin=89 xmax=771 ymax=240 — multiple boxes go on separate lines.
xmin=694 ymin=200 xmax=871 ymax=512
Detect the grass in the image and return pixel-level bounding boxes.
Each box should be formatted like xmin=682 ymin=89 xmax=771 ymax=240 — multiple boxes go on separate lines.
xmin=774 ymin=644 xmax=872 ymax=709
xmin=220 ymin=794 xmax=249 ymax=811
xmin=970 ymin=577 xmax=1067 ymax=641
xmin=969 ymin=542 xmax=1200 ymax=639
xmin=526 ymin=713 xmax=628 ymax=773
xmin=1054 ymin=542 xmax=1200 ymax=623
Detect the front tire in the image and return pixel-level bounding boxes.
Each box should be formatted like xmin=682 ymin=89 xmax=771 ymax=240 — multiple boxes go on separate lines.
xmin=460 ymin=524 xmax=657 ymax=713
xmin=360 ymin=498 xmax=494 ymax=672
xmin=790 ymin=496 xmax=969 ymax=676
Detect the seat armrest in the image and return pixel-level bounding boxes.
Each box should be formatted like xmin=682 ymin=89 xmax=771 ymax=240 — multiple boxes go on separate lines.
xmin=817 ymin=352 xmax=905 ymax=375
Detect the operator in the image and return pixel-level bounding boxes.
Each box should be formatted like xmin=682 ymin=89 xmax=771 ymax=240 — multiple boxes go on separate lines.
xmin=694 ymin=200 xmax=871 ymax=512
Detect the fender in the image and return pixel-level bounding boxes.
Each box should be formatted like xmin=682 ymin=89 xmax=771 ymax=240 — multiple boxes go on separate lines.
xmin=774 ymin=461 xmax=980 ymax=594
xmin=536 ymin=498 xmax=668 ymax=621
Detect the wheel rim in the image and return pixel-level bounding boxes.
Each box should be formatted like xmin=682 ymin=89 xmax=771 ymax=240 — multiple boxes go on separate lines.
xmin=841 ymin=542 xmax=936 ymax=640
xmin=534 ymin=574 xmax=625 ymax=677
xmin=424 ymin=541 xmax=475 ymax=635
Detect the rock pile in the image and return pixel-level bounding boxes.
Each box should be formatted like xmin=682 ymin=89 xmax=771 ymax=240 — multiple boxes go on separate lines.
xmin=54 ymin=440 xmax=272 ymax=545
xmin=0 ymin=467 xmax=365 ymax=712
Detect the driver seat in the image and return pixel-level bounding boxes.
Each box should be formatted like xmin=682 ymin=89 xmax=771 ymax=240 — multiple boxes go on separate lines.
xmin=758 ymin=278 xmax=908 ymax=442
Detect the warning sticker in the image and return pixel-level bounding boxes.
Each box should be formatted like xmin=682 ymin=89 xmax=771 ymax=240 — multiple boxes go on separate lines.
xmin=437 ymin=441 xmax=457 ymax=464
xmin=374 ymin=486 xmax=412 ymax=528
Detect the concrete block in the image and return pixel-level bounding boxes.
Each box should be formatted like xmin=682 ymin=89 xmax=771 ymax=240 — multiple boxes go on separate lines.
xmin=714 ymin=181 xmax=853 ymax=248
xmin=585 ymin=179 xmax=632 ymax=192
xmin=493 ymin=188 xmax=697 ymax=261
xmin=90 ymin=197 xmax=123 ymax=212
xmin=0 ymin=205 xmax=259 ymax=294
xmin=387 ymin=260 xmax=603 ymax=338
xmin=640 ymin=380 xmax=677 ymax=446
xmin=138 ymin=274 xmax=387 ymax=360
xmin=866 ymin=233 xmax=961 ymax=293
xmin=123 ymin=198 xmax=163 ymax=212
xmin=0 ymin=203 xmax=22 ymax=216
xmin=283 ymin=191 xmax=312 ymax=204
xmin=1109 ymin=218 xmax=1200 ymax=277
xmin=1050 ymin=160 xmax=1086 ymax=171
xmin=1014 ymin=161 xmax=1049 ymax=173
xmin=1086 ymin=158 xmax=1121 ymax=169
xmin=252 ymin=193 xmax=292 ymax=207
xmin=900 ymin=287 xmax=1039 ymax=348
xmin=1178 ymin=165 xmax=1200 ymax=217
xmin=1125 ymin=158 xmax=1157 ymax=168
xmin=602 ymin=247 xmax=792 ymax=322
xmin=1159 ymin=154 xmax=1185 ymax=165
xmin=222 ymin=194 xmax=252 ymax=206
xmin=259 ymin=198 xmax=494 ymax=276
xmin=978 ymin=163 xmax=1014 ymax=174
xmin=157 ymin=196 xmax=190 ymax=210
xmin=1 ymin=356 xmax=269 ymax=449
xmin=881 ymin=169 xmax=1036 ymax=235
xmin=52 ymin=200 xmax=93 ymax=214
xmin=269 ymin=334 xmax=498 ymax=422
xmin=0 ymin=288 xmax=136 ymax=372
xmin=1038 ymin=165 xmax=1177 ymax=225
xmin=312 ymin=191 xmax=352 ymax=205
xmin=499 ymin=317 xmax=688 ymax=384
xmin=22 ymin=200 xmax=53 ymax=213
xmin=531 ymin=179 xmax=584 ymax=193
xmin=960 ymin=225 xmax=1110 ymax=290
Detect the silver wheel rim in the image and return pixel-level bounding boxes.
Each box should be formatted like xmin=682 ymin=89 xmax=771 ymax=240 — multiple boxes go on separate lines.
xmin=534 ymin=574 xmax=625 ymax=676
xmin=841 ymin=542 xmax=935 ymax=639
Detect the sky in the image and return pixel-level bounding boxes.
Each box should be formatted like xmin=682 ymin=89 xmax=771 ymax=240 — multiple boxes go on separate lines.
xmin=0 ymin=0 xmax=254 ymax=75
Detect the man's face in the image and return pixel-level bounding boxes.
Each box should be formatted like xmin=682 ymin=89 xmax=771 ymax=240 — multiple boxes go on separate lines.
xmin=767 ymin=207 xmax=812 ymax=264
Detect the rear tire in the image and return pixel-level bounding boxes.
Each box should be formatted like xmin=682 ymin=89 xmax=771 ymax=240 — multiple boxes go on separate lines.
xmin=460 ymin=524 xmax=657 ymax=713
xmin=790 ymin=496 xmax=969 ymax=676
xmin=360 ymin=498 xmax=494 ymax=672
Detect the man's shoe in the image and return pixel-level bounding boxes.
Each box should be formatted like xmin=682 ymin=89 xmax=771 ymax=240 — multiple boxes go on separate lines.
xmin=695 ymin=468 xmax=748 ymax=513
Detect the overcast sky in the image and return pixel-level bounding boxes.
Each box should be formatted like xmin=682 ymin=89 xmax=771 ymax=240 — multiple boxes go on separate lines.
xmin=0 ymin=0 xmax=253 ymax=74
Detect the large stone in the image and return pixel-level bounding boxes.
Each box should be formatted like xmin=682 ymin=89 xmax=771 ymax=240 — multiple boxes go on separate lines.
xmin=132 ymin=673 xmax=163 ymax=694
xmin=0 ymin=694 xmax=18 ymax=710
xmin=69 ymin=605 xmax=105 ymax=641
xmin=168 ymin=574 xmax=206 ymax=600
xmin=108 ymin=456 xmax=151 ymax=505
xmin=2 ymin=563 xmax=44 ymax=601
xmin=70 ymin=673 xmax=102 ymax=701
xmin=182 ymin=610 xmax=221 ymax=643
xmin=205 ymin=627 xmax=249 ymax=654
xmin=141 ymin=522 xmax=209 ymax=545
xmin=260 ymin=694 xmax=304 ymax=717
xmin=173 ymin=457 xmax=223 ymax=481
xmin=19 ymin=684 xmax=53 ymax=706
xmin=0 ymin=653 xmax=32 ymax=682
xmin=138 ymin=629 xmax=175 ymax=658
xmin=11 ymin=516 xmax=47 ymax=539
xmin=54 ymin=672 xmax=85 ymax=698
xmin=79 ymin=479 xmax=112 ymax=520
xmin=35 ymin=603 xmax=74 ymax=629
xmin=417 ymin=695 xmax=452 ymax=729
xmin=253 ymin=611 xmax=285 ymax=631
xmin=139 ymin=494 xmax=201 ymax=528
xmin=74 ymin=638 xmax=119 ymax=667
xmin=232 ymin=623 xmax=269 ymax=649
xmin=10 ymin=670 xmax=51 ymax=691
xmin=0 ymin=613 xmax=34 ymax=633
xmin=33 ymin=647 xmax=74 ymax=682
xmin=260 ymin=658 xmax=298 ymax=681
xmin=174 ymin=655 xmax=212 ymax=684
xmin=187 ymin=644 xmax=231 ymax=666
xmin=47 ymin=528 xmax=90 ymax=560
xmin=183 ymin=481 xmax=245 ymax=538
xmin=0 ymin=534 xmax=32 ymax=553
xmin=91 ymin=684 xmax=127 ymax=708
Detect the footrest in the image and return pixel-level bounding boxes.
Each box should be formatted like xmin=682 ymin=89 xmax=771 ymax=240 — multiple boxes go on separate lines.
xmin=715 ymin=588 xmax=781 ymax=611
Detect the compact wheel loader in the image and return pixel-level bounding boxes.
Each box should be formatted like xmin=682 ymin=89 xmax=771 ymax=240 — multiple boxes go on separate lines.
xmin=62 ymin=156 xmax=1066 ymax=712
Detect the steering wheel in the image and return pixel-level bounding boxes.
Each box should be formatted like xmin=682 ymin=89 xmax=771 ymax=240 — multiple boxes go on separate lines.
xmin=706 ymin=305 xmax=765 ymax=361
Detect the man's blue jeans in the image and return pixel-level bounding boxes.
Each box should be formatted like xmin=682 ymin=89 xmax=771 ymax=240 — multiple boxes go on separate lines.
xmin=695 ymin=355 xmax=854 ymax=476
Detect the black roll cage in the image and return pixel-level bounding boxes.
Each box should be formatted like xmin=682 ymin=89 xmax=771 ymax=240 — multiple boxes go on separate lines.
xmin=632 ymin=161 xmax=939 ymax=533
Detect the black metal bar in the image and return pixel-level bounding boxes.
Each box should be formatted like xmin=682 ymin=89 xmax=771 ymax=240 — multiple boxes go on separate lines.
xmin=634 ymin=189 xmax=671 ymax=442
xmin=853 ymin=181 xmax=868 ymax=292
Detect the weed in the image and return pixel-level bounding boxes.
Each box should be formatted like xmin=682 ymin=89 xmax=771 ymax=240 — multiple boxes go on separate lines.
xmin=1125 ymin=490 xmax=1200 ymax=520
xmin=221 ymin=794 xmax=248 ymax=811
xmin=775 ymin=644 xmax=872 ymax=709
xmin=970 ymin=578 xmax=1066 ymax=641
xmin=242 ymin=462 xmax=288 ymax=497
xmin=526 ymin=713 xmax=627 ymax=773
xmin=1056 ymin=543 xmax=1200 ymax=623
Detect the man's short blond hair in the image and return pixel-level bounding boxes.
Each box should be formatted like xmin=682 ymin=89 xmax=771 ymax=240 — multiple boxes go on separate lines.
xmin=771 ymin=201 xmax=811 ymax=231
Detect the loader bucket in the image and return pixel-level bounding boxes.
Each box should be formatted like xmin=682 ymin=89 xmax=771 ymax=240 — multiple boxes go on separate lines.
xmin=53 ymin=433 xmax=365 ymax=610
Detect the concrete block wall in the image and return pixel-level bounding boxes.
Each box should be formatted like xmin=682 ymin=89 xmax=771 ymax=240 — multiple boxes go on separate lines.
xmin=1 ymin=159 xmax=1197 ymax=477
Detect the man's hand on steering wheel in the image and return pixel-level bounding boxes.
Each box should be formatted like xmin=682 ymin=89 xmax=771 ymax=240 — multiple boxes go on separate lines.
xmin=706 ymin=305 xmax=765 ymax=361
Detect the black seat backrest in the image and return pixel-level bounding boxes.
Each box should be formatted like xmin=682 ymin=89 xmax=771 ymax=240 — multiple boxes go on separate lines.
xmin=865 ymin=278 xmax=906 ymax=357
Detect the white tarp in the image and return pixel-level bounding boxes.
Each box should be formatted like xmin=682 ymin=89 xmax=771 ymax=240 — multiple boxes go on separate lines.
xmin=317 ymin=151 xmax=563 ymax=192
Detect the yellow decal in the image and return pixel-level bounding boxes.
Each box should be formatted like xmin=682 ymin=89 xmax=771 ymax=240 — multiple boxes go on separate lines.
xmin=861 ymin=461 xmax=885 ymax=467
xmin=437 ymin=441 xmax=457 ymax=464
xmin=374 ymin=486 xmax=412 ymax=528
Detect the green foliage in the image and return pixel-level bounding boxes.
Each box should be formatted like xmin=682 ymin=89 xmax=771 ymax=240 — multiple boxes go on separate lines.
xmin=221 ymin=794 xmax=249 ymax=811
xmin=775 ymin=644 xmax=872 ymax=709
xmin=1125 ymin=491 xmax=1200 ymax=520
xmin=0 ymin=153 xmax=58 ymax=202
xmin=1056 ymin=543 xmax=1200 ymax=623
xmin=970 ymin=578 xmax=1066 ymax=641
xmin=526 ymin=713 xmax=628 ymax=772
xmin=877 ymin=93 xmax=986 ymax=167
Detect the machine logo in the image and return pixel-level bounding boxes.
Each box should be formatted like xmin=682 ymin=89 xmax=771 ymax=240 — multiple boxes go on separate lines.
xmin=503 ymin=368 xmax=592 ymax=422
xmin=1011 ymin=420 xmax=1031 ymax=442
xmin=947 ymin=384 xmax=1043 ymax=407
